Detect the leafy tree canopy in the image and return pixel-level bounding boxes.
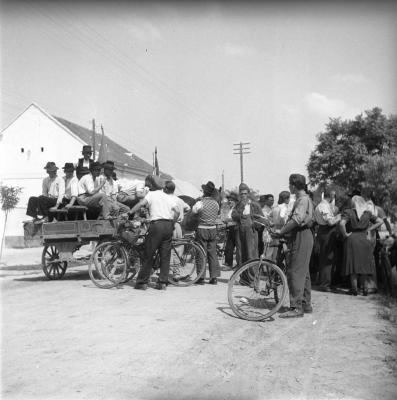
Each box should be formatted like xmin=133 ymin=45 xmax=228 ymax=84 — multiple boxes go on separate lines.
xmin=307 ymin=107 xmax=397 ymax=216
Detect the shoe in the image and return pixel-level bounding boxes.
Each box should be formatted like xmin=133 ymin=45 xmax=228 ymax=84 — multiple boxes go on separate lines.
xmin=209 ymin=278 xmax=218 ymax=285
xmin=303 ymin=304 xmax=313 ymax=313
xmin=134 ymin=283 xmax=148 ymax=290
xmin=348 ymin=288 xmax=358 ymax=296
xmin=155 ymin=282 xmax=167 ymax=291
xmin=279 ymin=308 xmax=304 ymax=318
xmin=362 ymin=289 xmax=368 ymax=296
xmin=195 ymin=278 xmax=205 ymax=285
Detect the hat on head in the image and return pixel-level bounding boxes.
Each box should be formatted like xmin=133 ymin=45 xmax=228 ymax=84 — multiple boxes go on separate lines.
xmin=44 ymin=161 xmax=59 ymax=171
xmin=90 ymin=161 xmax=102 ymax=171
xmin=82 ymin=145 xmax=92 ymax=154
xmin=227 ymin=192 xmax=238 ymax=202
xmin=62 ymin=162 xmax=75 ymax=172
xmin=201 ymin=181 xmax=216 ymax=195
xmin=239 ymin=183 xmax=250 ymax=193
xmin=102 ymin=160 xmax=116 ymax=170
xmin=348 ymin=189 xmax=362 ymax=197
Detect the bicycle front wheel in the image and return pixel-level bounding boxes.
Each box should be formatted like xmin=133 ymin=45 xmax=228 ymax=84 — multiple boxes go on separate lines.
xmin=228 ymin=258 xmax=288 ymax=321
xmin=89 ymin=241 xmax=128 ymax=289
xmin=168 ymin=240 xmax=205 ymax=286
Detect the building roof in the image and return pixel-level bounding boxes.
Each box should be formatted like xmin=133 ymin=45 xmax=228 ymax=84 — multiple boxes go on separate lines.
xmin=53 ymin=116 xmax=172 ymax=180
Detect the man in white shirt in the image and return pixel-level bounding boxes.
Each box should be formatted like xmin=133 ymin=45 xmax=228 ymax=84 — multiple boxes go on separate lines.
xmin=97 ymin=161 xmax=130 ymax=216
xmin=314 ymin=188 xmax=341 ymax=291
xmin=77 ymin=162 xmax=111 ymax=219
xmin=59 ymin=163 xmax=79 ymax=209
xmin=128 ymin=175 xmax=180 ymax=290
xmin=26 ymin=162 xmax=65 ymax=222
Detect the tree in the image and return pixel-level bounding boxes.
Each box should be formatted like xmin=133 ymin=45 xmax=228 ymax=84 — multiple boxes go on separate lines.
xmin=307 ymin=107 xmax=397 ymax=211
xmin=0 ymin=185 xmax=22 ymax=261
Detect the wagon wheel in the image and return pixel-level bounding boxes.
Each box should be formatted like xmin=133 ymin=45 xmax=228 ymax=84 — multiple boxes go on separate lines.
xmin=42 ymin=245 xmax=67 ymax=280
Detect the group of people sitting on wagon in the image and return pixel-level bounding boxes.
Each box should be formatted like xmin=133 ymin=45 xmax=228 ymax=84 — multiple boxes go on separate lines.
xmin=26 ymin=145 xmax=147 ymax=223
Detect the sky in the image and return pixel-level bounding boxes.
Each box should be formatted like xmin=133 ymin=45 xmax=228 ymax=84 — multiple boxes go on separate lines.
xmin=1 ymin=0 xmax=397 ymax=195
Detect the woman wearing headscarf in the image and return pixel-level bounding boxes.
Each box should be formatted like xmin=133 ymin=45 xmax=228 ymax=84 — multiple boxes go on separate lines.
xmin=339 ymin=195 xmax=383 ymax=296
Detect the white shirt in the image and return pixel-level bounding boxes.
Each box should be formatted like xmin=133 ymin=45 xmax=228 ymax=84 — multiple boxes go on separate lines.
xmin=271 ymin=203 xmax=289 ymax=229
xmin=169 ymin=194 xmax=190 ymax=223
xmin=42 ymin=176 xmax=65 ymax=204
xmin=78 ymin=174 xmax=97 ymax=195
xmin=314 ymin=199 xmax=339 ymax=226
xmin=145 ymin=190 xmax=178 ymax=221
xmin=64 ymin=176 xmax=79 ymax=199
xmin=98 ymin=176 xmax=118 ymax=197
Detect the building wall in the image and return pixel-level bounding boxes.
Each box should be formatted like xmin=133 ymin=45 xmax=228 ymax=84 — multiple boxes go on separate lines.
xmin=0 ymin=105 xmax=86 ymax=245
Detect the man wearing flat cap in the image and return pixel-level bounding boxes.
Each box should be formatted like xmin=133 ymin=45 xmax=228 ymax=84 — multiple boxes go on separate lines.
xmin=191 ymin=181 xmax=221 ymax=284
xmin=232 ymin=183 xmax=263 ymax=268
xmin=26 ymin=162 xmax=65 ymax=222
xmin=76 ymin=145 xmax=94 ymax=180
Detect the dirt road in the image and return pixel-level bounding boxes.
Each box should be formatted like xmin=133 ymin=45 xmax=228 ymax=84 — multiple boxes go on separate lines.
xmin=1 ymin=255 xmax=397 ymax=400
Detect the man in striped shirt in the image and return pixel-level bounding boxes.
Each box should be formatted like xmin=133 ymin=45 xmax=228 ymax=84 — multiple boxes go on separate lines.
xmin=192 ymin=181 xmax=220 ymax=285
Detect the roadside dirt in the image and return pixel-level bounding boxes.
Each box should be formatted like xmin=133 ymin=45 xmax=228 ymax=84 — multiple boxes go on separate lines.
xmin=1 ymin=250 xmax=397 ymax=400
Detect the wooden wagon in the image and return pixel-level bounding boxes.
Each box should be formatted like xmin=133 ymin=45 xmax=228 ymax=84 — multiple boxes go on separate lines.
xmin=23 ymin=219 xmax=119 ymax=279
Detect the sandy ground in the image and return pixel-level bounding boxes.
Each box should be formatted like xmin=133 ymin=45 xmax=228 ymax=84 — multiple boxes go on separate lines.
xmin=1 ymin=247 xmax=397 ymax=400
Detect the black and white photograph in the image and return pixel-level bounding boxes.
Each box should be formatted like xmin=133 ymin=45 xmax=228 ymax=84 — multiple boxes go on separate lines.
xmin=1 ymin=1 xmax=397 ymax=399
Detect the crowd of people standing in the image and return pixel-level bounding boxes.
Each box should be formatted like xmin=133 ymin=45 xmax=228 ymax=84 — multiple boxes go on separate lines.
xmin=25 ymin=146 xmax=395 ymax=310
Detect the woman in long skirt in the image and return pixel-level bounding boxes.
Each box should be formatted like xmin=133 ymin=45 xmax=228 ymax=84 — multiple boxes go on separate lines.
xmin=339 ymin=196 xmax=383 ymax=296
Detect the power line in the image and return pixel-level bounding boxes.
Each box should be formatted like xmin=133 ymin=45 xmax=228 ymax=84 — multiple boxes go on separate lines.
xmin=233 ymin=142 xmax=251 ymax=184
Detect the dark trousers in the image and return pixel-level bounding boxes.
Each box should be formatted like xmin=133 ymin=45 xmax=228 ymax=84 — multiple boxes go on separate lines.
xmin=196 ymin=227 xmax=220 ymax=279
xmin=257 ymin=226 xmax=265 ymax=257
xmin=224 ymin=226 xmax=236 ymax=266
xmin=287 ymin=228 xmax=313 ymax=309
xmin=317 ymin=225 xmax=338 ymax=288
xmin=136 ymin=220 xmax=174 ymax=285
xmin=236 ymin=224 xmax=258 ymax=266
xmin=26 ymin=195 xmax=57 ymax=219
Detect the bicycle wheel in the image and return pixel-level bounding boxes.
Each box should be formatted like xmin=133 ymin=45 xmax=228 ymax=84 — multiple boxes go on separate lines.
xmin=88 ymin=241 xmax=128 ymax=289
xmin=228 ymin=258 xmax=288 ymax=321
xmin=167 ymin=240 xmax=206 ymax=286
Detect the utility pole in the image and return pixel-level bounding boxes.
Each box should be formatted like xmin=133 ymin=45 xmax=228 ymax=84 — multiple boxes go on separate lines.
xmin=233 ymin=142 xmax=250 ymax=183
xmin=221 ymin=170 xmax=224 ymax=194
xmin=92 ymin=119 xmax=96 ymax=161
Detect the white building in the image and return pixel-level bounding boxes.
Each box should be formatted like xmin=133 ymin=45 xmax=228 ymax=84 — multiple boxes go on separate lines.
xmin=0 ymin=103 xmax=177 ymax=247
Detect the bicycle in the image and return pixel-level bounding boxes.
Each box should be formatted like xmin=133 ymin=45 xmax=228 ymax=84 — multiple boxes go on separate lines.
xmin=227 ymin=224 xmax=289 ymax=321
xmin=88 ymin=218 xmax=206 ymax=289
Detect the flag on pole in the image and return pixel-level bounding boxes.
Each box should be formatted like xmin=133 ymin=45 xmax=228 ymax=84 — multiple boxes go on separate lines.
xmin=97 ymin=125 xmax=108 ymax=163
xmin=153 ymin=146 xmax=160 ymax=176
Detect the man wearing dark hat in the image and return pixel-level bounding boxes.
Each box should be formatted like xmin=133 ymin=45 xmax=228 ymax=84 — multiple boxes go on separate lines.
xmin=232 ymin=183 xmax=263 ymax=268
xmin=191 ymin=181 xmax=221 ymax=284
xmin=127 ymin=174 xmax=179 ymax=290
xmin=276 ymin=173 xmax=314 ymax=318
xmin=97 ymin=160 xmax=129 ymax=216
xmin=26 ymin=162 xmax=65 ymax=222
xmin=59 ymin=163 xmax=79 ymax=210
xmin=77 ymin=161 xmax=111 ymax=219
xmin=76 ymin=145 xmax=94 ymax=180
